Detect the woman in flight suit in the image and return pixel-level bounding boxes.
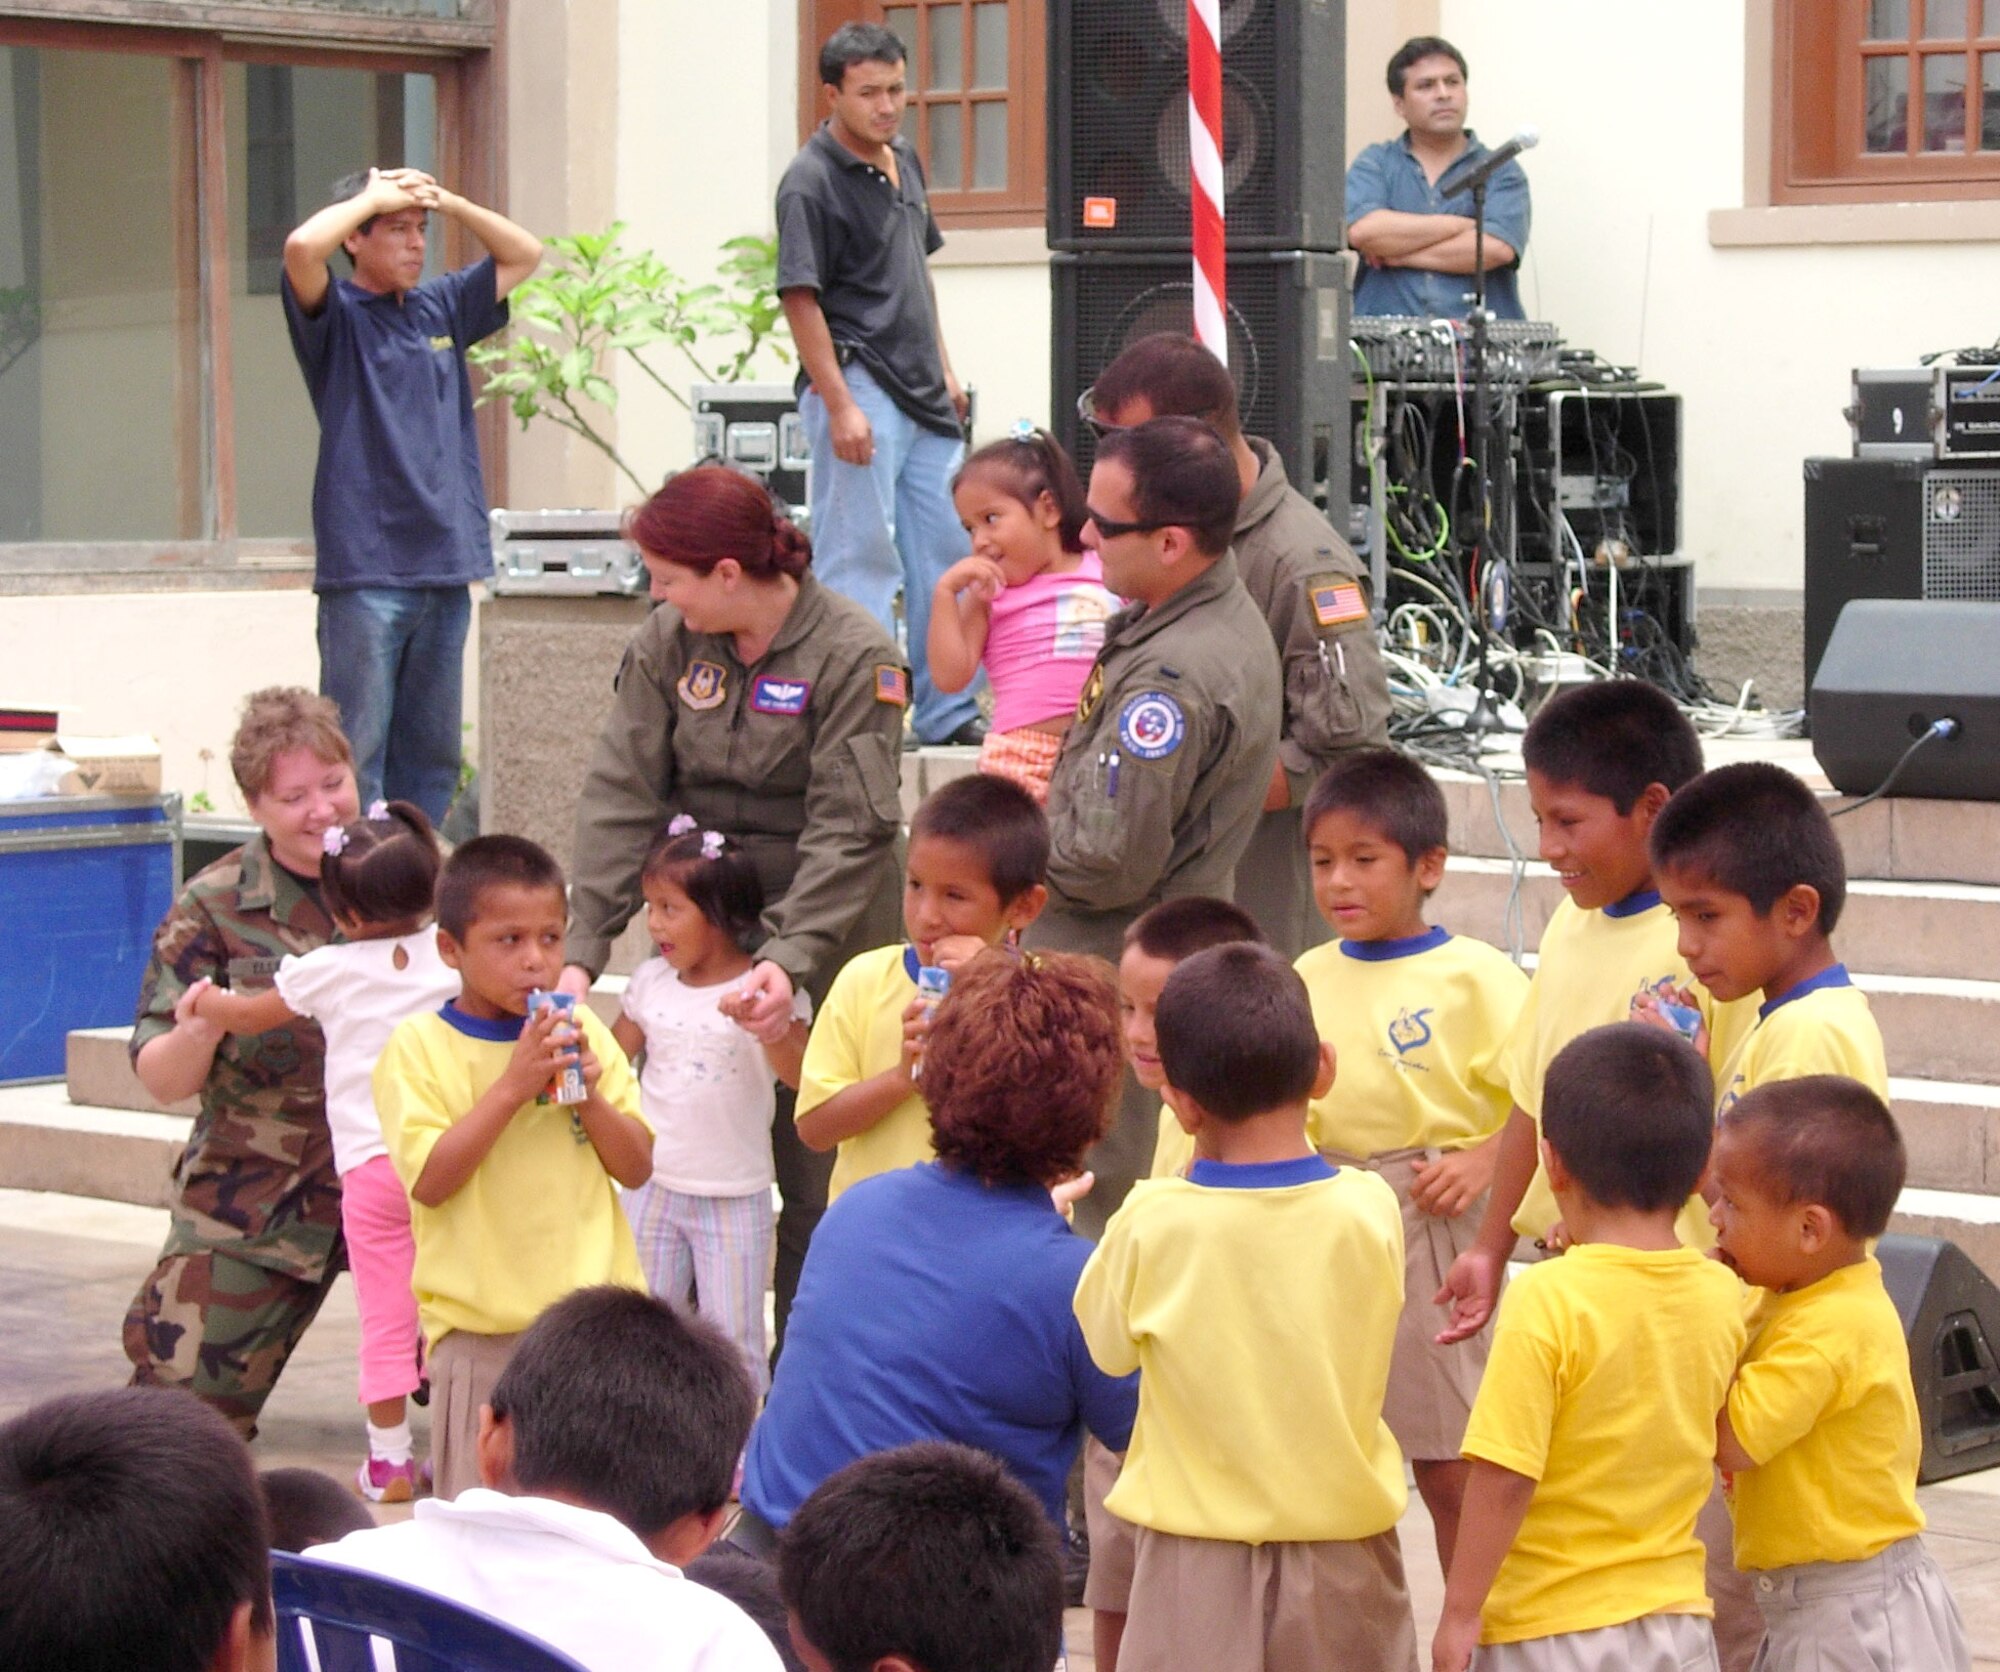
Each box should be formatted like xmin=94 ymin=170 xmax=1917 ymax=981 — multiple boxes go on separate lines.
xmin=562 ymin=463 xmax=907 ymax=1344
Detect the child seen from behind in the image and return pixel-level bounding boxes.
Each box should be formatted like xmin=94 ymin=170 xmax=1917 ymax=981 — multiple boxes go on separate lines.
xmin=373 ymin=835 xmax=653 ymax=1500
xmin=1434 ymin=1023 xmax=1745 ymax=1672
xmin=927 ymin=428 xmax=1117 ymax=803
xmin=1297 ymin=750 xmax=1528 ymax=1574
xmin=188 ymin=799 xmax=457 ymax=1502
xmin=1710 ymin=1079 xmax=1970 ymax=1672
xmin=1075 ymin=943 xmax=1419 ymax=1672
xmin=796 ymin=773 xmax=1048 ymax=1198
xmin=612 ymin=815 xmax=811 ymax=1395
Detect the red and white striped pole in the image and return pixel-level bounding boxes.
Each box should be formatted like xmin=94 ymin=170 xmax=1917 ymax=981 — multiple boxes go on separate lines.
xmin=1188 ymin=0 xmax=1226 ymax=367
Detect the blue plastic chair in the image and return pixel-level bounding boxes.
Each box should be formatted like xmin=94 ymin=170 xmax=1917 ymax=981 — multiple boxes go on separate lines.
xmin=271 ymin=1552 xmax=593 ymax=1672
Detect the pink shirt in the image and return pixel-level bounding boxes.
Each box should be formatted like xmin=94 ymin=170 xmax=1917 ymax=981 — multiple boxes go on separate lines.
xmin=983 ymin=554 xmax=1119 ymax=732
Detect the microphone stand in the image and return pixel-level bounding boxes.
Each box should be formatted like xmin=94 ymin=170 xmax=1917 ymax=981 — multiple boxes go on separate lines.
xmin=1459 ymin=165 xmax=1509 ymax=740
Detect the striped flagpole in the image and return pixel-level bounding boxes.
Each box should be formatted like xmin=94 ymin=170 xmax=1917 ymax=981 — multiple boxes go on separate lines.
xmin=1188 ymin=0 xmax=1226 ymax=366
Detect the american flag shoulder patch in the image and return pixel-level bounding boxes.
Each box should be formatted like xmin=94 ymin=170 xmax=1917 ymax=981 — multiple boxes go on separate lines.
xmin=1309 ymin=577 xmax=1367 ymax=629
xmin=874 ymin=664 xmax=910 ymax=706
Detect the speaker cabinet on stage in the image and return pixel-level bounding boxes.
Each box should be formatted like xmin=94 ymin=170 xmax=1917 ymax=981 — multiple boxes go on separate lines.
xmin=1878 ymin=1234 xmax=2000 ymax=1483
xmin=1047 ymin=0 xmax=1346 ymax=252
xmin=1810 ymin=599 xmax=2000 ymax=801
xmin=1803 ymin=457 xmax=1927 ymax=695
xmin=1051 ymin=248 xmax=1350 ymax=509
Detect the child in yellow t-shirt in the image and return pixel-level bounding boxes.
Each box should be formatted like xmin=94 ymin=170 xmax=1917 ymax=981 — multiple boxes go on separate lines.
xmin=1076 ymin=944 xmax=1417 ymax=1672
xmin=1435 ymin=1022 xmax=1746 ymax=1672
xmin=1086 ymin=894 xmax=1266 ymax=1672
xmin=1295 ymin=749 xmax=1527 ymax=1577
xmin=796 ymin=773 xmax=1047 ymax=1199
xmin=1441 ymin=681 xmax=1756 ymax=1345
xmin=1710 ymin=1078 xmax=1971 ymax=1672
xmin=1649 ymin=761 xmax=1888 ymax=1109
xmin=373 ymin=835 xmax=653 ymax=1501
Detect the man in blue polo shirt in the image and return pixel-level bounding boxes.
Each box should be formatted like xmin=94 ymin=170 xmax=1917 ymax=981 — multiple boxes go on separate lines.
xmin=1346 ymin=37 xmax=1531 ymax=322
xmin=282 ymin=168 xmax=541 ymax=821
xmin=776 ymin=23 xmax=984 ymax=749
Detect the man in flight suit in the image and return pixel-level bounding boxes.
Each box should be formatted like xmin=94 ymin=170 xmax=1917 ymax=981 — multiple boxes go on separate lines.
xmin=1028 ymin=415 xmax=1281 ymax=1236
xmin=1087 ymin=333 xmax=1392 ymax=958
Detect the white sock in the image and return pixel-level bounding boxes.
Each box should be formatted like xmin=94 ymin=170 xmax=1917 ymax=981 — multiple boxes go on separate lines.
xmin=367 ymin=1419 xmax=414 ymax=1465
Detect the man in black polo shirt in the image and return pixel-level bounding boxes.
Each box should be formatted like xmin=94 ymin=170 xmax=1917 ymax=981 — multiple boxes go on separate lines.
xmin=282 ymin=167 xmax=541 ymax=822
xmin=776 ymin=23 xmax=984 ymax=748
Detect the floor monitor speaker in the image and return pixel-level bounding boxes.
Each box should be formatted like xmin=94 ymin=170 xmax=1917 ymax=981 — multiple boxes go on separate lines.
xmin=1877 ymin=1234 xmax=2000 ymax=1483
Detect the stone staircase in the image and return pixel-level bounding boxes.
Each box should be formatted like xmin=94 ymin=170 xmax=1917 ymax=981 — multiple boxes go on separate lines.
xmin=4 ymin=742 xmax=1997 ymax=1281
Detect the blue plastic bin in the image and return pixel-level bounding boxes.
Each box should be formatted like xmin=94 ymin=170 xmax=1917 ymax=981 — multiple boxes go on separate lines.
xmin=0 ymin=794 xmax=181 ymax=1084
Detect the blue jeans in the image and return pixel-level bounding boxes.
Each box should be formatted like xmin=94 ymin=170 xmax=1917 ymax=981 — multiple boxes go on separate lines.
xmin=801 ymin=363 xmax=981 ymax=743
xmin=316 ymin=585 xmax=471 ymax=824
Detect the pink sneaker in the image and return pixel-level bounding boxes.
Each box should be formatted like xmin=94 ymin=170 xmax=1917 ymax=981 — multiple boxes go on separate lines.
xmin=356 ymin=1456 xmax=417 ymax=1504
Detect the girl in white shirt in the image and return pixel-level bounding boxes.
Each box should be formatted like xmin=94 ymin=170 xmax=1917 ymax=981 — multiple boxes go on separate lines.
xmin=189 ymin=801 xmax=456 ymax=1501
xmin=611 ymin=817 xmax=810 ymax=1395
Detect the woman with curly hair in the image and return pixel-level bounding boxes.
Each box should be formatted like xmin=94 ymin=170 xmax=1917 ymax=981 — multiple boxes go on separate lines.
xmin=734 ymin=949 xmax=1139 ymax=1549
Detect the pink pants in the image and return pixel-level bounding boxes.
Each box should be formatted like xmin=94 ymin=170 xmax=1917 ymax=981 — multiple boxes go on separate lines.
xmin=339 ymin=1154 xmax=425 ymax=1406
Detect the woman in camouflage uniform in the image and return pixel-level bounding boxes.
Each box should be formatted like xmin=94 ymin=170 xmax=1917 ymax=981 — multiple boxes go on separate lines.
xmin=124 ymin=688 xmax=359 ymax=1436
xmin=564 ymin=465 xmax=907 ymax=1342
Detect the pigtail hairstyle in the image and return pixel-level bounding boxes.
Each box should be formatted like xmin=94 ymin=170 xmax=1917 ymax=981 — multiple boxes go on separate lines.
xmin=319 ymin=800 xmax=442 ymax=928
xmin=641 ymin=820 xmax=768 ymax=952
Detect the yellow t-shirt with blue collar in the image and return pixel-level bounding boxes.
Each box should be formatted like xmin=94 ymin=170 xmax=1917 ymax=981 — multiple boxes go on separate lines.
xmin=374 ymin=1003 xmax=650 ymax=1351
xmin=797 ymin=943 xmax=932 ymax=1200
xmin=1715 ymin=965 xmax=1888 ymax=1112
xmin=1298 ymin=926 xmax=1529 ymax=1157
xmin=1505 ymin=891 xmax=1757 ymax=1241
xmin=1073 ymin=1155 xmax=1408 ymax=1544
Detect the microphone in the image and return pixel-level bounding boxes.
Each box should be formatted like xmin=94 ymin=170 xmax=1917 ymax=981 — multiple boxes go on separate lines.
xmin=1437 ymin=128 xmax=1539 ymax=199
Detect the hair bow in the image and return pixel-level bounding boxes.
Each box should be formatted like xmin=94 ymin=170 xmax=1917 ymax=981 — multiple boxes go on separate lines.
xmin=321 ymin=826 xmax=349 ymax=857
xmin=667 ymin=813 xmax=698 ymax=837
xmin=701 ymin=831 xmax=726 ymax=860
xmin=367 ymin=799 xmax=389 ymax=820
xmin=1009 ymin=418 xmax=1039 ymax=442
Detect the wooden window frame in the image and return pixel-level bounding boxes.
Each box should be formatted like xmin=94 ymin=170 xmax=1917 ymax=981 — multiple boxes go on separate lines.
xmin=800 ymin=0 xmax=1046 ymax=229
xmin=0 ymin=7 xmax=495 ymax=590
xmin=1774 ymin=0 xmax=2000 ymax=203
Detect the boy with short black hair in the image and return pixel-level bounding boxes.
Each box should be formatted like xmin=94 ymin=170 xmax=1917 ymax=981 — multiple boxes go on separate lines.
xmin=1434 ymin=1023 xmax=1747 ymax=1672
xmin=779 ymin=1441 xmax=1065 ymax=1672
xmin=1089 ymin=894 xmax=1267 ymax=1671
xmin=1296 ymin=748 xmax=1527 ymax=1573
xmin=374 ymin=835 xmax=655 ymax=1500
xmin=797 ymin=773 xmax=1048 ymax=1197
xmin=261 ymin=1466 xmax=375 ymax=1552
xmin=0 ymin=1386 xmax=274 ymax=1672
xmin=1710 ymin=1079 xmax=1970 ymax=1672
xmin=312 ymin=1284 xmax=778 ymax=1672
xmin=1649 ymin=762 xmax=1887 ymax=1107
xmin=1076 ymin=943 xmax=1418 ymax=1672
xmin=1440 ymin=681 xmax=1754 ymax=1341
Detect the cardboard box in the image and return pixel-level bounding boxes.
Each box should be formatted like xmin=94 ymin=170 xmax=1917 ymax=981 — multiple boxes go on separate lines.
xmin=47 ymin=735 xmax=163 ymax=797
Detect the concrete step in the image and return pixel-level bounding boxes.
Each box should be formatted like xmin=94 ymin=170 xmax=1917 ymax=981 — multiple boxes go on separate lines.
xmin=1434 ymin=860 xmax=2000 ymax=985
xmin=0 ymin=1082 xmax=184 ymax=1208
xmin=1890 ymin=1187 xmax=2000 ymax=1289
xmin=1431 ymin=754 xmax=2000 ymax=886
xmin=1891 ymin=1078 xmax=2000 ymax=1194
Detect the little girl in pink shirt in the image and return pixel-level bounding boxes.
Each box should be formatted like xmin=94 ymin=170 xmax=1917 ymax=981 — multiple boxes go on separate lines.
xmin=928 ymin=427 xmax=1118 ymax=804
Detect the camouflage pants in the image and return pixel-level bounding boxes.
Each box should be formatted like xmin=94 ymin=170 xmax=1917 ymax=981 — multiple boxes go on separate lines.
xmin=124 ymin=1246 xmax=346 ymax=1439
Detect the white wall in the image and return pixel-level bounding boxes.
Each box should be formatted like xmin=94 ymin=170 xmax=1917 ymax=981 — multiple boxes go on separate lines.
xmin=1441 ymin=0 xmax=2000 ymax=591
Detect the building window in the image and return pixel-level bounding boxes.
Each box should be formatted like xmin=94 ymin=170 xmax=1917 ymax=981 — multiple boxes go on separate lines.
xmin=804 ymin=0 xmax=1045 ymax=227
xmin=1775 ymin=0 xmax=2000 ymax=201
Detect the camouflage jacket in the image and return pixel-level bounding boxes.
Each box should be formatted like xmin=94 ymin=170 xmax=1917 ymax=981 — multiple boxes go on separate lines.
xmin=130 ymin=835 xmax=343 ymax=1279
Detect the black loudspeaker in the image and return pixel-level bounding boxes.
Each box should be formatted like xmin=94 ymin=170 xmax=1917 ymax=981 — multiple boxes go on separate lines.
xmin=1810 ymin=599 xmax=2000 ymax=801
xmin=1803 ymin=457 xmax=1926 ymax=697
xmin=1877 ymin=1234 xmax=2000 ymax=1483
xmin=1047 ymin=0 xmax=1346 ymax=252
xmin=1051 ymin=249 xmax=1350 ymax=509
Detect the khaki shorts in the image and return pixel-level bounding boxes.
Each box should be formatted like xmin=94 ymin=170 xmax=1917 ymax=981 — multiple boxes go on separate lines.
xmin=1475 ymin=1612 xmax=1717 ymax=1672
xmin=428 ymin=1328 xmax=521 ymax=1502
xmin=1119 ymin=1524 xmax=1418 ymax=1672
xmin=1747 ymin=1536 xmax=1970 ymax=1672
xmin=1323 ymin=1146 xmax=1491 ymax=1461
xmin=1081 ymin=1435 xmax=1136 ymax=1612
